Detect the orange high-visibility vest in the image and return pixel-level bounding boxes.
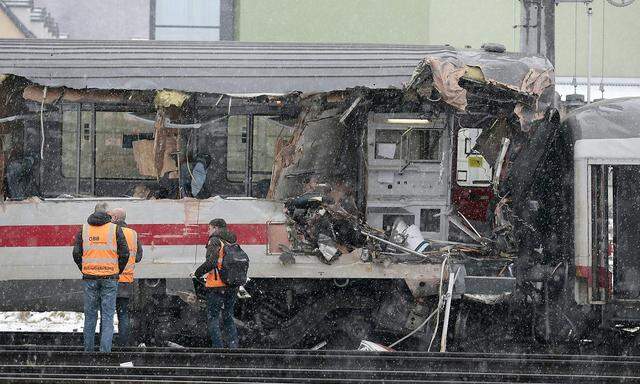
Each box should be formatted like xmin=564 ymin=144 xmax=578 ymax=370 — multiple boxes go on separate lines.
xmin=81 ymin=223 xmax=119 ymax=277
xmin=205 ymin=242 xmax=226 ymax=288
xmin=118 ymin=227 xmax=138 ymax=283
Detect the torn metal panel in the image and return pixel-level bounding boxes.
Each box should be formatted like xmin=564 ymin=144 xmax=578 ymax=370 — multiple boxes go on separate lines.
xmin=151 ymin=109 xmax=179 ymax=179
xmin=407 ymin=49 xmax=554 ymax=130
xmin=268 ymin=95 xmax=361 ymax=204
xmin=412 ymin=57 xmax=468 ymax=111
xmin=131 ymin=140 xmax=157 ymax=177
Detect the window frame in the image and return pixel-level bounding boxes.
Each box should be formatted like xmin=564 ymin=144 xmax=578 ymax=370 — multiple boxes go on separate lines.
xmin=150 ymin=0 xmax=234 ymax=41
xmin=225 ymin=114 xmax=295 ymax=196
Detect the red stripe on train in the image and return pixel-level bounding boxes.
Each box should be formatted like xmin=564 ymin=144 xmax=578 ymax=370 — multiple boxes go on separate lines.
xmin=0 ymin=224 xmax=267 ymax=247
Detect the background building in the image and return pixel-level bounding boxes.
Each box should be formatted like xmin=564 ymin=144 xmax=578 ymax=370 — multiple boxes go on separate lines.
xmin=0 ymin=0 xmax=61 ymax=38
xmin=0 ymin=0 xmax=638 ymax=98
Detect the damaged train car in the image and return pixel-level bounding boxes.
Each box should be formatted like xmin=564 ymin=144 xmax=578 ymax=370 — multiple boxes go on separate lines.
xmin=0 ymin=39 xmax=567 ymax=350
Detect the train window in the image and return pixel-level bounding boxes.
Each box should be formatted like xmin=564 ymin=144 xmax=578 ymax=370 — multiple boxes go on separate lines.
xmin=591 ymin=164 xmax=640 ymax=301
xmin=401 ymin=129 xmax=441 ymax=161
xmin=456 ymin=128 xmax=491 ymax=187
xmin=226 ymin=115 xmax=294 ymax=183
xmin=62 ymin=111 xmax=155 ymax=180
xmin=375 ymin=128 xmax=442 ymax=161
xmin=154 ymin=0 xmax=221 ymax=41
xmin=375 ymin=130 xmax=400 ymax=159
xmin=420 ymin=209 xmax=440 ymax=232
xmin=226 ymin=116 xmax=246 ymax=182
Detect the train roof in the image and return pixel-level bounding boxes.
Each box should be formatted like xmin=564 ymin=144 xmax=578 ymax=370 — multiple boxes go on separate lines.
xmin=564 ymin=97 xmax=640 ymax=141
xmin=0 ymin=39 xmax=552 ymax=95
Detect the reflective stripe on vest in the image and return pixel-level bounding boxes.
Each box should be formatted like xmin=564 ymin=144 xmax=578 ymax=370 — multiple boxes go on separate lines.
xmin=119 ymin=227 xmax=138 ymax=283
xmin=81 ymin=223 xmax=119 ymax=276
xmin=205 ymin=241 xmax=226 ymax=288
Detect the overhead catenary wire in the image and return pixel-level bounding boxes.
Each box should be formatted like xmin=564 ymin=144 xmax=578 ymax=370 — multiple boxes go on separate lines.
xmin=586 ymin=3 xmax=593 ymax=103
xmin=572 ymin=1 xmax=578 ymax=94
xmin=600 ymin=0 xmax=606 ymax=98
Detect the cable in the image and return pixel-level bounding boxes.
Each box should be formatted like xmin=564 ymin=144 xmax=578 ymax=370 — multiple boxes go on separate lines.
xmin=387 ymin=254 xmax=449 ymax=349
xmin=39 ymin=86 xmax=47 ymax=161
xmin=388 ymin=308 xmax=439 ymax=348
xmin=428 ymin=253 xmax=449 ymax=351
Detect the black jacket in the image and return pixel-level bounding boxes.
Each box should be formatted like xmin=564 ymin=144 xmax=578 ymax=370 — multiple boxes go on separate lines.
xmin=194 ymin=229 xmax=237 ymax=280
xmin=72 ymin=212 xmax=130 ymax=279
xmin=116 ymin=221 xmax=143 ymax=297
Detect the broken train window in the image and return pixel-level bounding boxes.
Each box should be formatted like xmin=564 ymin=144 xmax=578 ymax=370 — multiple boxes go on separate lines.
xmin=374 ymin=124 xmax=442 ymax=162
xmin=226 ymin=115 xmax=294 ymax=183
xmin=62 ymin=111 xmax=156 ymax=180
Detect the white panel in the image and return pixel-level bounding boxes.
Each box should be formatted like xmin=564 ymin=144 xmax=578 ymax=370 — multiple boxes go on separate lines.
xmin=0 ymin=197 xmax=286 ymax=226
xmin=574 ymin=138 xmax=640 ymax=162
xmin=0 ymin=246 xmax=443 ymax=281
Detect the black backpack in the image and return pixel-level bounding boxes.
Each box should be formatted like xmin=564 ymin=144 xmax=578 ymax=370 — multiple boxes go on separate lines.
xmin=216 ymin=241 xmax=250 ymax=287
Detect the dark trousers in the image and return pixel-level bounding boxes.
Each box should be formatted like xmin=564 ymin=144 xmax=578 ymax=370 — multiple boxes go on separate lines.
xmin=206 ymin=289 xmax=239 ymax=348
xmin=116 ymin=297 xmax=130 ymax=346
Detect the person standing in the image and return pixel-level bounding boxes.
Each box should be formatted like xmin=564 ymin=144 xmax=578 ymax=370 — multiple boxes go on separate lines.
xmin=193 ymin=218 xmax=239 ymax=348
xmin=110 ymin=208 xmax=143 ymax=346
xmin=72 ymin=203 xmax=129 ymax=352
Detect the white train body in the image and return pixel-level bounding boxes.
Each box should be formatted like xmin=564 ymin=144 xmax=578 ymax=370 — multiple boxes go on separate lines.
xmin=0 ymin=197 xmax=441 ymax=282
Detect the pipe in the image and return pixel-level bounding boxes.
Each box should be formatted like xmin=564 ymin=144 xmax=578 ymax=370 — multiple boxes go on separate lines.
xmin=440 ymin=267 xmax=459 ymax=352
xmin=90 ymin=104 xmax=96 ymax=196
xmin=492 ymin=138 xmax=510 ymax=192
xmin=0 ymin=114 xmax=35 ymax=123
xmin=586 ymin=4 xmax=593 ymax=103
xmin=244 ymin=114 xmax=254 ymax=197
xmin=361 ymin=230 xmax=431 ymax=259
xmin=75 ymin=103 xmax=81 ymax=195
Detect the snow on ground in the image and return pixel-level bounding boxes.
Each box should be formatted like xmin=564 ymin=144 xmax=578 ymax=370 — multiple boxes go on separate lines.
xmin=0 ymin=311 xmax=118 ymax=332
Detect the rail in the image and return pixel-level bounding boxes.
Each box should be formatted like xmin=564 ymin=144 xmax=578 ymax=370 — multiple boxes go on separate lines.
xmin=0 ymin=344 xmax=637 ymax=383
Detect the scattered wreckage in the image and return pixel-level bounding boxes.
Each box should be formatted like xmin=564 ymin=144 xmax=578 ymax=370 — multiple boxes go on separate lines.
xmin=9 ymin=40 xmax=625 ymax=351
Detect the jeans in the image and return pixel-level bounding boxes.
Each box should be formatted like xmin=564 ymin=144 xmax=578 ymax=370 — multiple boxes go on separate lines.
xmin=83 ymin=279 xmax=118 ymax=352
xmin=116 ymin=297 xmax=130 ymax=346
xmin=206 ymin=289 xmax=239 ymax=348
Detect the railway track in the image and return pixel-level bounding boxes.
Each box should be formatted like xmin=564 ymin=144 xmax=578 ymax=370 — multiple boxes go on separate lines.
xmin=0 ymin=344 xmax=638 ymax=383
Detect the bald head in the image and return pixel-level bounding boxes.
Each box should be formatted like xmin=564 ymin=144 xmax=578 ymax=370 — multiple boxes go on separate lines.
xmin=110 ymin=208 xmax=126 ymax=223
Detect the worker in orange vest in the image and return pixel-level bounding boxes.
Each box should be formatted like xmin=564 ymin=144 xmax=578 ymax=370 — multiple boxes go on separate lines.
xmin=110 ymin=207 xmax=143 ymax=347
xmin=72 ymin=202 xmax=129 ymax=352
xmin=193 ymin=218 xmax=239 ymax=348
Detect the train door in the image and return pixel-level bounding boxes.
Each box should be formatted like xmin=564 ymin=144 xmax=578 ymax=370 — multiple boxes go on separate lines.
xmin=590 ymin=164 xmax=640 ymax=304
xmin=365 ymin=113 xmax=451 ymax=241
xmin=452 ymin=127 xmax=493 ymax=222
